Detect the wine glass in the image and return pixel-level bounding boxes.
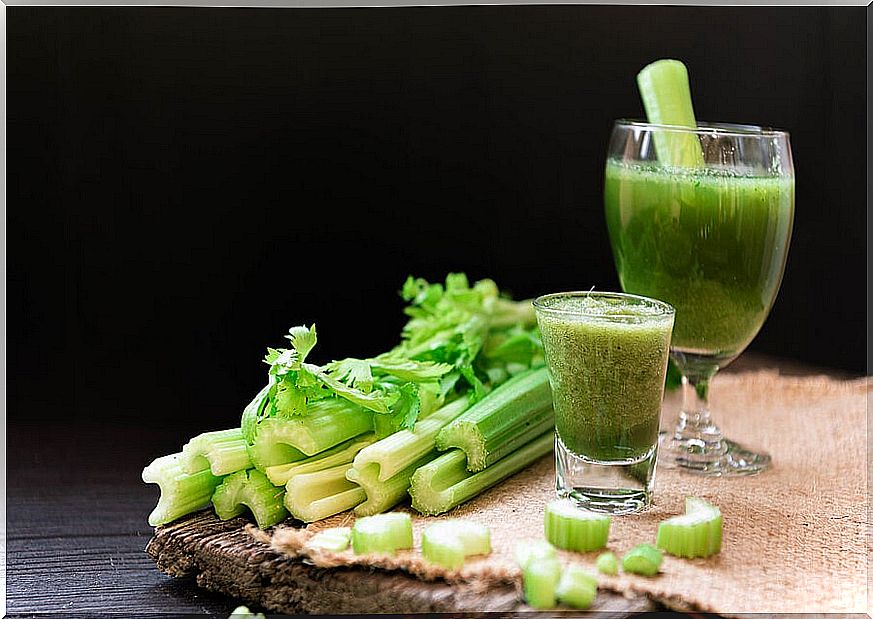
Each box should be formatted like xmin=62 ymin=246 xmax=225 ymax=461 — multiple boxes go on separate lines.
xmin=604 ymin=120 xmax=795 ymax=476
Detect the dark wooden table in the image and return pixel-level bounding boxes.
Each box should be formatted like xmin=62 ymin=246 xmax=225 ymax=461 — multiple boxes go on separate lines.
xmin=6 ymin=354 xmax=852 ymax=617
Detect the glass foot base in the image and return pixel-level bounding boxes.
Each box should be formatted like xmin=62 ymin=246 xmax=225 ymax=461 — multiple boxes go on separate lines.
xmin=658 ymin=431 xmax=771 ymax=477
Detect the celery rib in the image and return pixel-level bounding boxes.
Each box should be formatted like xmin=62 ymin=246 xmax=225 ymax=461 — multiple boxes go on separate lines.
xmin=284 ymin=462 xmax=365 ymax=522
xmin=436 ymin=368 xmax=553 ymax=471
xmin=264 ymin=433 xmax=375 ymax=486
xmin=211 ymin=469 xmax=288 ymax=529
xmin=248 ymin=398 xmax=374 ymax=471
xmin=180 ymin=428 xmax=252 ymax=476
xmin=409 ymin=430 xmax=553 ymax=516
xmin=142 ymin=453 xmax=222 ymax=527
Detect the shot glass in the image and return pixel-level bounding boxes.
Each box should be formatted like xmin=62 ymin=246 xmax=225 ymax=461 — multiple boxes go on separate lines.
xmin=533 ymin=291 xmax=674 ymax=514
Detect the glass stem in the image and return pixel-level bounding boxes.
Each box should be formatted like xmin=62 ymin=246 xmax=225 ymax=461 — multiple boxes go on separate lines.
xmin=673 ymin=368 xmax=727 ymax=460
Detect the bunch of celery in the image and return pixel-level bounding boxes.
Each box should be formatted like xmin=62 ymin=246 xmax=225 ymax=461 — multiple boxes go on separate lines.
xmin=143 ymin=273 xmax=553 ymax=528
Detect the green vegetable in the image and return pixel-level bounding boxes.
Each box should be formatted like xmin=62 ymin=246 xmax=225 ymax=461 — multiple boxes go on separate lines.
xmin=211 ymin=469 xmax=288 ymax=529
xmin=636 ymin=58 xmax=704 ymax=168
xmin=142 ymin=453 xmax=222 ymax=527
xmin=421 ymin=520 xmax=491 ymax=569
xmin=264 ymin=433 xmax=375 ymax=486
xmin=544 ymin=499 xmax=612 ymax=552
xmin=180 ymin=428 xmax=252 ymax=476
xmin=523 ymin=558 xmax=562 ymax=609
xmin=247 ymin=398 xmax=374 ymax=470
xmin=595 ymin=551 xmax=619 ymax=575
xmin=351 ymin=512 xmax=414 ymax=555
xmin=622 ymin=543 xmax=663 ymax=576
xmin=556 ymin=564 xmax=598 ymax=609
xmin=436 ymin=368 xmax=553 ymax=471
xmin=409 ymin=430 xmax=553 ymax=516
xmin=346 ymin=397 xmax=470 ymax=516
xmin=306 ymin=527 xmax=352 ymax=552
xmin=656 ymin=497 xmax=723 ymax=558
xmin=514 ymin=539 xmax=557 ymax=569
xmin=284 ymin=462 xmax=365 ymax=523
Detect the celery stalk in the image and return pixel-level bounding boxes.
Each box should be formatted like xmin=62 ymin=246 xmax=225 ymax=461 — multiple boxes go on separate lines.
xmin=180 ymin=428 xmax=252 ymax=476
xmin=306 ymin=527 xmax=352 ymax=552
xmin=421 ymin=520 xmax=491 ymax=569
xmin=346 ymin=455 xmax=430 ymax=516
xmin=142 ymin=453 xmax=222 ymax=527
xmin=247 ymin=398 xmax=374 ymax=470
xmin=264 ymin=433 xmax=376 ymax=486
xmin=523 ymin=558 xmax=561 ymax=609
xmin=436 ymin=368 xmax=553 ymax=471
xmin=240 ymin=383 xmax=271 ymax=444
xmin=351 ymin=512 xmax=413 ymax=555
xmin=556 ymin=564 xmax=598 ymax=609
xmin=211 ymin=469 xmax=288 ymax=529
xmin=636 ymin=59 xmax=705 ymax=168
xmin=409 ymin=430 xmax=553 ymax=516
xmin=284 ymin=462 xmax=365 ymax=522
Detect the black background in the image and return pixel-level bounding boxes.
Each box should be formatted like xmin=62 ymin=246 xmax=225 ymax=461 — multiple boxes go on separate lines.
xmin=9 ymin=7 xmax=866 ymax=426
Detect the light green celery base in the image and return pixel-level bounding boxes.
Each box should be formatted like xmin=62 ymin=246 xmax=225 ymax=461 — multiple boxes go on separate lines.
xmin=181 ymin=428 xmax=252 ymax=476
xmin=142 ymin=453 xmax=222 ymax=527
xmin=284 ymin=462 xmax=365 ymax=522
xmin=265 ymin=433 xmax=375 ymax=486
xmin=346 ymin=451 xmax=435 ymax=516
xmin=211 ymin=469 xmax=288 ymax=529
xmin=409 ymin=430 xmax=553 ymax=516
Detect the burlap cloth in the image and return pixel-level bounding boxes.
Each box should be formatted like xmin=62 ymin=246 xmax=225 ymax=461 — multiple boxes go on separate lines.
xmin=265 ymin=371 xmax=869 ymax=615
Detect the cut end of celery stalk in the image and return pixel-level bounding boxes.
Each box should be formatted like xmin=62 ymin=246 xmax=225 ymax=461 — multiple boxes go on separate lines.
xmin=351 ymin=512 xmax=414 ymax=555
xmin=656 ymin=497 xmax=723 ymax=558
xmin=142 ymin=453 xmax=222 ymax=527
xmin=211 ymin=468 xmax=289 ymax=529
xmin=556 ymin=564 xmax=598 ymax=610
xmin=622 ymin=543 xmax=663 ymax=577
xmin=595 ymin=551 xmax=619 ymax=576
xmin=180 ymin=428 xmax=252 ymax=476
xmin=544 ymin=499 xmax=612 ymax=552
xmin=347 ymin=453 xmax=432 ymax=517
xmin=285 ymin=462 xmax=365 ymax=522
xmin=514 ymin=539 xmax=558 ymax=570
xmin=636 ymin=58 xmax=705 ymax=168
xmin=523 ymin=558 xmax=561 ymax=609
xmin=305 ymin=527 xmax=352 ymax=553
xmin=421 ymin=520 xmax=491 ymax=569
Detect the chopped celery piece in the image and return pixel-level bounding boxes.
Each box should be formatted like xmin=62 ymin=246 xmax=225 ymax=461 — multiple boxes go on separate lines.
xmin=211 ymin=469 xmax=288 ymax=529
xmin=247 ymin=397 xmax=373 ymax=470
xmin=421 ymin=520 xmax=491 ymax=569
xmin=436 ymin=368 xmax=553 ymax=471
xmin=556 ymin=564 xmax=598 ymax=609
xmin=180 ymin=428 xmax=251 ymax=476
xmin=229 ymin=605 xmax=266 ymax=619
xmin=284 ymin=462 xmax=365 ymax=522
xmin=656 ymin=497 xmax=722 ymax=558
xmin=351 ymin=512 xmax=413 ymax=555
xmin=514 ymin=539 xmax=557 ymax=569
xmin=595 ymin=551 xmax=618 ymax=575
xmin=523 ymin=558 xmax=561 ymax=609
xmin=622 ymin=543 xmax=663 ymax=576
xmin=306 ymin=527 xmax=352 ymax=552
xmin=346 ymin=397 xmax=471 ymax=516
xmin=544 ymin=499 xmax=612 ymax=552
xmin=636 ymin=59 xmax=705 ymax=168
xmin=142 ymin=453 xmax=222 ymax=527
xmin=265 ymin=433 xmax=375 ymax=486
xmin=409 ymin=431 xmax=553 ymax=516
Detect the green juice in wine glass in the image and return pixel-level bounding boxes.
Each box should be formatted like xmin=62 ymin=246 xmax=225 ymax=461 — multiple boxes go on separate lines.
xmin=604 ymin=161 xmax=794 ymax=360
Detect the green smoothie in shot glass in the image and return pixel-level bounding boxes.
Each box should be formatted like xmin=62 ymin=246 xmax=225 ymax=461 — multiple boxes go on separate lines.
xmin=533 ymin=292 xmax=674 ymax=514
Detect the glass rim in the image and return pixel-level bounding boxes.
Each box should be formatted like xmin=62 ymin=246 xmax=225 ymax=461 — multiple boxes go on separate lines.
xmin=532 ymin=290 xmax=675 ymax=319
xmin=615 ymin=118 xmax=790 ymax=139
